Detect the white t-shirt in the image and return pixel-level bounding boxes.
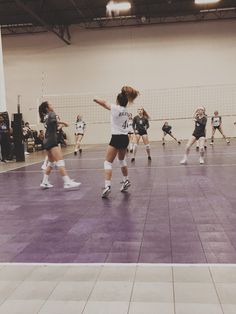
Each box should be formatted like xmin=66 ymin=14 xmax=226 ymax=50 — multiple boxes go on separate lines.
xmin=75 ymin=120 xmax=86 ymax=134
xmin=212 ymin=116 xmax=221 ymax=127
xmin=111 ymin=104 xmax=129 ymax=135
xmin=127 ymin=120 xmax=134 ymax=133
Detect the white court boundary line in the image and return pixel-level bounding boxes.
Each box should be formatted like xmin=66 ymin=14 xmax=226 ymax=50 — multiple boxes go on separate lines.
xmin=0 ymin=152 xmax=236 ymax=174
xmin=5 ymin=162 xmax=236 ymax=174
xmin=0 ymin=262 xmax=236 ymax=267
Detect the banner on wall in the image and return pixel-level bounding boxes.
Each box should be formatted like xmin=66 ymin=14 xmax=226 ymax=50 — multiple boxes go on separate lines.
xmin=0 ymin=27 xmax=6 ymax=112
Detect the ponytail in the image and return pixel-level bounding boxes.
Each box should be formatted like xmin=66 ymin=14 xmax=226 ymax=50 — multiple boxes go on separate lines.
xmin=143 ymin=109 xmax=150 ymax=119
xmin=39 ymin=101 xmax=49 ymax=123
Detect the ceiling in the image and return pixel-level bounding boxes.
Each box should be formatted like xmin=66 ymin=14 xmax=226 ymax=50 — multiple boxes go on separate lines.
xmin=0 ymin=0 xmax=236 ymax=44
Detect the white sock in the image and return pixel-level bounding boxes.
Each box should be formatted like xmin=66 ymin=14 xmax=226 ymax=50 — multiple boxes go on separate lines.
xmin=123 ymin=176 xmax=128 ymax=182
xmin=43 ymin=174 xmax=49 ymax=183
xmin=63 ymin=175 xmax=71 ymax=184
xmin=105 ymin=180 xmax=111 ymax=188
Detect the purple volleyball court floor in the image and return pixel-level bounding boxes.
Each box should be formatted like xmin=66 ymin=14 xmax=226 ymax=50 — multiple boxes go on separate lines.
xmin=0 ymin=141 xmax=236 ymax=264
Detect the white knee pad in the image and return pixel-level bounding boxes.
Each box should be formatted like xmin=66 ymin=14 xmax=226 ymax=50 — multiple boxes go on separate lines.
xmin=118 ymin=159 xmax=127 ymax=167
xmin=56 ymin=160 xmax=65 ymax=167
xmin=145 ymin=144 xmax=150 ymax=149
xmin=104 ymin=160 xmax=112 ymax=170
xmin=47 ymin=161 xmax=54 ymax=168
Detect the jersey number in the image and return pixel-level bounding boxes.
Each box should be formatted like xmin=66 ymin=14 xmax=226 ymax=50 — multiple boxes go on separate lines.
xmin=122 ymin=121 xmax=128 ymax=129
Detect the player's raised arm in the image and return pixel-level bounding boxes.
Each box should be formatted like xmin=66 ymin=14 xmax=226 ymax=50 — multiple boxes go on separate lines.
xmin=93 ymin=99 xmax=111 ymax=110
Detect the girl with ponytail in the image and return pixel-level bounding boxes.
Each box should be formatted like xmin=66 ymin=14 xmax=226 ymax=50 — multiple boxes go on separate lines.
xmin=93 ymin=86 xmax=139 ymax=198
xmin=131 ymin=107 xmax=152 ymax=163
xmin=38 ymin=101 xmax=81 ymax=189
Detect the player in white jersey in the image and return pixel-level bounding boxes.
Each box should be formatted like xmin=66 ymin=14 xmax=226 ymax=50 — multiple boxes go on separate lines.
xmin=127 ymin=113 xmax=135 ymax=153
xmin=210 ymin=111 xmax=230 ymax=145
xmin=93 ymin=86 xmax=139 ymax=198
xmin=74 ymin=115 xmax=86 ymax=155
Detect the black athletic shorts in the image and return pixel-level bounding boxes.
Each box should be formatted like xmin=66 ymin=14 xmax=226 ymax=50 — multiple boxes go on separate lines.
xmin=136 ymin=130 xmax=147 ymax=136
xmin=192 ymin=132 xmax=205 ymax=140
xmin=75 ymin=133 xmax=84 ymax=136
xmin=109 ymin=134 xmax=129 ymax=149
xmin=213 ymin=126 xmax=220 ymax=129
xmin=44 ymin=143 xmax=58 ymax=151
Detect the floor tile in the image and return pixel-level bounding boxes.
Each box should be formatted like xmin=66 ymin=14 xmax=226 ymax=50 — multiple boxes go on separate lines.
xmin=175 ymin=303 xmax=223 ymax=314
xmin=173 ymin=266 xmax=212 ymax=282
xmin=83 ymin=301 xmax=129 ymax=314
xmin=131 ymin=282 xmax=173 ymax=303
xmin=98 ymin=266 xmax=136 ymax=282
xmin=49 ymin=281 xmax=94 ymax=301
xmin=174 ymin=283 xmax=219 ymax=304
xmin=129 ymin=302 xmax=175 ymax=314
xmin=215 ymin=283 xmax=236 ymax=304
xmin=135 ymin=265 xmax=172 ymax=282
xmin=89 ymin=281 xmax=133 ymax=302
xmin=9 ymin=281 xmax=58 ymax=300
xmin=0 ymin=300 xmax=45 ymax=314
xmin=38 ymin=300 xmax=86 ymax=314
xmin=210 ymin=267 xmax=236 ymax=283
xmin=221 ymin=304 xmax=236 ymax=314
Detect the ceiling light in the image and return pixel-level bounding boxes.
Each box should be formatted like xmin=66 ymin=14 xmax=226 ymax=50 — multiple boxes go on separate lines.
xmin=106 ymin=1 xmax=131 ymax=12
xmin=195 ymin=0 xmax=221 ymax=4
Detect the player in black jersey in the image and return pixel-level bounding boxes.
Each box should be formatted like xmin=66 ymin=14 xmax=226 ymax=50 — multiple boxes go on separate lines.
xmin=39 ymin=101 xmax=81 ymax=189
xmin=162 ymin=121 xmax=181 ymax=146
xmin=180 ymin=106 xmax=207 ymax=165
xmin=210 ymin=111 xmax=230 ymax=145
xmin=196 ymin=106 xmax=207 ymax=151
xmin=131 ymin=107 xmax=151 ymax=162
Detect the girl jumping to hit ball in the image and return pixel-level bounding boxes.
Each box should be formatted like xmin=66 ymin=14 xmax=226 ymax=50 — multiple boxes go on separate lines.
xmin=93 ymin=86 xmax=139 ymax=198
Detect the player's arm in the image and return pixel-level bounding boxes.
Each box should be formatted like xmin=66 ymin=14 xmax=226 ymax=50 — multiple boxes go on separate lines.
xmin=58 ymin=121 xmax=69 ymax=127
xmin=93 ymin=99 xmax=111 ymax=110
xmin=196 ymin=116 xmax=207 ymax=126
xmin=132 ymin=117 xmax=138 ymax=133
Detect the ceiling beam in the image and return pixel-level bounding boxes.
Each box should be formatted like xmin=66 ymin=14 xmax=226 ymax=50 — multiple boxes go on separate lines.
xmin=68 ymin=0 xmax=87 ymax=26
xmin=13 ymin=0 xmax=71 ymax=45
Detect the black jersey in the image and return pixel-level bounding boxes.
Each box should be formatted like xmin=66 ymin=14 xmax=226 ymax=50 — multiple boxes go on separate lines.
xmin=133 ymin=115 xmax=149 ymax=135
xmin=43 ymin=112 xmax=58 ymax=150
xmin=162 ymin=125 xmax=172 ymax=134
xmin=193 ymin=116 xmax=207 ymax=139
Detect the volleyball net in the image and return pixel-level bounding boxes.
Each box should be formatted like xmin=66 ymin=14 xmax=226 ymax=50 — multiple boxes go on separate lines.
xmin=32 ymin=84 xmax=236 ymax=126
